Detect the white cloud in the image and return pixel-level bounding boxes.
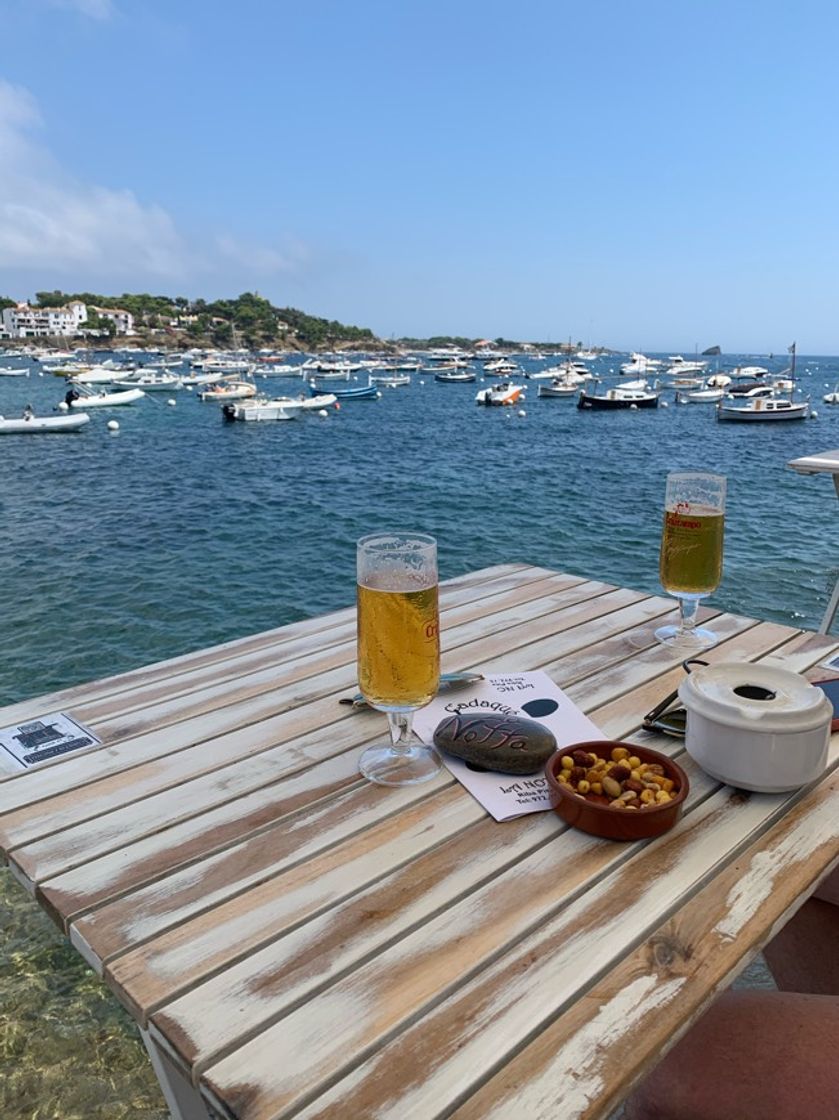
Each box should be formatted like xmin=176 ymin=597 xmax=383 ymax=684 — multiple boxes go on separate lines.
xmin=47 ymin=0 xmax=115 ymax=20
xmin=0 ymin=80 xmax=307 ymax=292
xmin=0 ymin=80 xmax=190 ymax=281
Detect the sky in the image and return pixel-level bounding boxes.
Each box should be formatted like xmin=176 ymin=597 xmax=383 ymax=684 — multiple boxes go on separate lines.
xmin=1 ymin=0 xmax=838 ymax=350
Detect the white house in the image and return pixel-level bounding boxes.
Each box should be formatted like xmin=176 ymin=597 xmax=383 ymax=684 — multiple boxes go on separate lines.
xmin=1 ymin=301 xmax=87 ymax=338
xmin=91 ymin=306 xmax=135 ymax=335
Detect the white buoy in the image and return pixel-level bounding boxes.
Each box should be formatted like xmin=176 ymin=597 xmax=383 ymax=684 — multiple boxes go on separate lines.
xmin=317 ymin=409 xmax=328 ymax=418
xmin=167 ymin=398 xmax=176 ymax=407
xmin=419 ymin=379 xmax=425 ymax=385
xmin=660 ymin=400 xmax=669 ymax=408
xmin=810 ymin=409 xmax=819 ymax=419
xmin=107 ymin=419 xmax=119 ymax=432
xmin=630 ymin=403 xmax=639 ymax=410
xmin=186 ymin=385 xmax=194 ymax=392
xmin=517 ymin=409 xmax=526 ymax=417
xmin=376 ymin=391 xmax=382 ymax=398
xmin=58 ymin=401 xmax=69 ymax=412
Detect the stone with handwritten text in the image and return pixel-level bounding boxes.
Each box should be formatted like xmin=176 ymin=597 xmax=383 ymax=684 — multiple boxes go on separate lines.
xmin=433 ymin=712 xmax=557 ymax=774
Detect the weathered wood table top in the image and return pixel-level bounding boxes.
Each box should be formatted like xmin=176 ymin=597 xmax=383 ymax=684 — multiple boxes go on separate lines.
xmin=1 ymin=564 xmax=838 ymax=1120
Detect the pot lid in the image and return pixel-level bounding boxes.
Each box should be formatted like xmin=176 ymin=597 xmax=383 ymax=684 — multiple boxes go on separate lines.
xmin=678 ymin=661 xmax=833 ymax=733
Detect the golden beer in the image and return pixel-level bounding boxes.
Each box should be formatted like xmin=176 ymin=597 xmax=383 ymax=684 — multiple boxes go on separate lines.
xmin=357 ymin=581 xmax=440 ymax=709
xmin=659 ymin=507 xmax=724 ymax=595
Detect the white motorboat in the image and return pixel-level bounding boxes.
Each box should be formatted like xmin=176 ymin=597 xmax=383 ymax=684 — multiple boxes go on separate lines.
xmin=70 ymin=387 xmax=145 ymax=408
xmin=717 ymin=396 xmax=810 ymax=421
xmin=222 ymin=393 xmax=337 ymax=421
xmin=676 ymin=386 xmax=725 ymax=403
xmin=475 ymin=383 xmax=525 ymax=406
xmin=666 ymin=356 xmax=708 ymax=375
xmin=619 ymin=352 xmax=662 ymax=376
xmin=254 ymin=364 xmax=304 ymax=377
xmin=71 ymin=365 xmax=125 ymax=385
xmin=0 ymin=411 xmax=90 ymax=433
xmin=369 ymin=373 xmax=411 ymax=387
xmin=111 ymin=372 xmax=183 ymax=392
xmin=527 ymin=362 xmax=589 ymax=383
xmin=483 ymin=359 xmax=520 ymax=375
xmin=537 ymin=377 xmax=579 ymax=398
xmin=199 ymin=380 xmax=257 ymax=401
xmin=0 ymin=366 xmax=28 ymax=377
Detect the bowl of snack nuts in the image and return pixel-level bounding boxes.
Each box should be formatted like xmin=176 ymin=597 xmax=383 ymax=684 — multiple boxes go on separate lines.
xmin=545 ymin=740 xmax=689 ymax=841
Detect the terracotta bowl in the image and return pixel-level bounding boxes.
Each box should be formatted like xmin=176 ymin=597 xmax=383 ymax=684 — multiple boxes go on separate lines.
xmin=544 ymin=740 xmax=689 ymax=841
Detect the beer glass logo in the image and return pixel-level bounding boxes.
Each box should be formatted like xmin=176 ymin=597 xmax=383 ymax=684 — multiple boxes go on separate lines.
xmin=424 ymin=620 xmax=439 ymax=640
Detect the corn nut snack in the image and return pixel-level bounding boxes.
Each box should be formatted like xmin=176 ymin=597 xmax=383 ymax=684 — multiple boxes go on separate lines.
xmin=556 ymin=745 xmax=677 ymax=810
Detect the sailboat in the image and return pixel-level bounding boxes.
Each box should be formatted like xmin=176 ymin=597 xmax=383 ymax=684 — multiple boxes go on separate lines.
xmin=717 ymin=343 xmax=810 ymax=422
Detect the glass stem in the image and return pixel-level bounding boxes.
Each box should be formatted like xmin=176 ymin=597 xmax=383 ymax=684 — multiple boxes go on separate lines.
xmin=387 ymin=710 xmax=415 ymax=755
xmin=678 ymin=593 xmax=702 ymax=633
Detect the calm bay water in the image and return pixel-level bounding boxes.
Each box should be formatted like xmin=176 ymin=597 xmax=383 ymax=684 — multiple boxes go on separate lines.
xmin=2 ymin=352 xmax=838 ymax=703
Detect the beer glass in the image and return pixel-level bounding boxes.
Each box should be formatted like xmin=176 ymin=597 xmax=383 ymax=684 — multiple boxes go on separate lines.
xmin=356 ymin=532 xmax=442 ymax=785
xmin=655 ymin=472 xmax=726 ymax=648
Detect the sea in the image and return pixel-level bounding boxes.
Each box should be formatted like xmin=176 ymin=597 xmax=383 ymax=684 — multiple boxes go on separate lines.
xmin=2 ymin=351 xmax=838 ymax=705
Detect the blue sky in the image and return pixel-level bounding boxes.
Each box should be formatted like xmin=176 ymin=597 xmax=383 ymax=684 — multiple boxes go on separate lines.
xmin=1 ymin=0 xmax=838 ymax=350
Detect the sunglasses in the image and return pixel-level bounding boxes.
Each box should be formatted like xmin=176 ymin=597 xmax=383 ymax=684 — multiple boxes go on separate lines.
xmin=642 ymin=658 xmax=708 ymax=737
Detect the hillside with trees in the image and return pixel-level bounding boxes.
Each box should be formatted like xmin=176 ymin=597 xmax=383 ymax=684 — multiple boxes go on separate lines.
xmin=12 ymin=291 xmax=380 ymax=350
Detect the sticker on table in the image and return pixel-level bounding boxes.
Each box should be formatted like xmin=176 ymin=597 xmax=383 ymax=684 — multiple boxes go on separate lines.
xmin=0 ymin=712 xmax=102 ymax=771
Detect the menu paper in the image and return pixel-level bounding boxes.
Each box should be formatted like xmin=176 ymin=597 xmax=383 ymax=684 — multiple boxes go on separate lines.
xmin=413 ymin=671 xmax=604 ymax=821
xmin=0 ymin=712 xmax=102 ymax=772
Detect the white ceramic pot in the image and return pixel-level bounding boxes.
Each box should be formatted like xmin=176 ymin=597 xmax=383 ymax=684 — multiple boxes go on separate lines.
xmin=678 ymin=661 xmax=832 ymax=793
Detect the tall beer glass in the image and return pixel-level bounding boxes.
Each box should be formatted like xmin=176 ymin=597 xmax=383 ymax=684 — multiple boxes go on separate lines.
xmin=655 ymin=472 xmax=726 ymax=648
xmin=357 ymin=532 xmax=442 ymax=785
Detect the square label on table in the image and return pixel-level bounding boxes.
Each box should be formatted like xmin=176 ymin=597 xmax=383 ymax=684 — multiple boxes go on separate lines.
xmin=0 ymin=712 xmax=102 ymax=771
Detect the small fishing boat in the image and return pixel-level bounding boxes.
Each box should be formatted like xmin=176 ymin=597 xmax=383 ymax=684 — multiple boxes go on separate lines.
xmin=223 ymin=393 xmax=338 ymax=422
xmin=308 ymin=380 xmax=380 ymax=400
xmin=369 ymin=373 xmax=411 ymax=387
xmin=475 ymin=382 xmax=526 ymax=406
xmin=0 ymin=411 xmax=90 ymax=434
xmin=577 ymin=383 xmax=659 ymax=410
xmin=716 ymin=396 xmax=810 ymax=422
xmin=538 ymin=377 xmax=579 ymax=398
xmin=70 ymin=387 xmax=145 ymax=408
xmin=433 ymin=368 xmax=476 ymax=383
xmin=676 ymin=386 xmax=725 ymax=404
xmin=199 ymin=380 xmax=257 ymax=401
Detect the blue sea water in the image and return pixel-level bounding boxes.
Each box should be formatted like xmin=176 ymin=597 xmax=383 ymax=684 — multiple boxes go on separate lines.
xmin=1 ymin=353 xmax=838 ymax=704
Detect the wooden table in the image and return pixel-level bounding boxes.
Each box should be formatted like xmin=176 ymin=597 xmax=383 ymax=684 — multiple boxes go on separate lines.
xmin=1 ymin=564 xmax=838 ymax=1120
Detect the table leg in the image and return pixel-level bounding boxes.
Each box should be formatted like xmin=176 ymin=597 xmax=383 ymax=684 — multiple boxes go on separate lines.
xmin=140 ymin=1028 xmax=219 ymax=1120
xmin=818 ymin=476 xmax=839 ymax=635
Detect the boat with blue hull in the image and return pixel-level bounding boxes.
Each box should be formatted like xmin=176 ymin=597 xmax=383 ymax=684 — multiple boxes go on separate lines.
xmin=308 ymin=380 xmax=380 ymax=401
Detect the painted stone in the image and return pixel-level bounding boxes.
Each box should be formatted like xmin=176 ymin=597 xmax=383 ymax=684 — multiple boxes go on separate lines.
xmin=433 ymin=712 xmax=557 ymax=774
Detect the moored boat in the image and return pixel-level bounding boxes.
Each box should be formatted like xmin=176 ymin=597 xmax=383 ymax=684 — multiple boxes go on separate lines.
xmin=716 ymin=396 xmax=810 ymax=422
xmin=433 ymin=368 xmax=476 ymax=383
xmin=199 ymin=380 xmax=257 ymax=401
xmin=308 ymin=379 xmax=380 ymax=400
xmin=475 ymin=382 xmax=525 ymax=406
xmin=223 ymin=393 xmax=338 ymax=421
xmin=0 ymin=411 xmax=90 ymax=433
xmin=70 ymin=387 xmax=145 ymax=408
xmin=577 ymin=383 xmax=659 ymax=409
